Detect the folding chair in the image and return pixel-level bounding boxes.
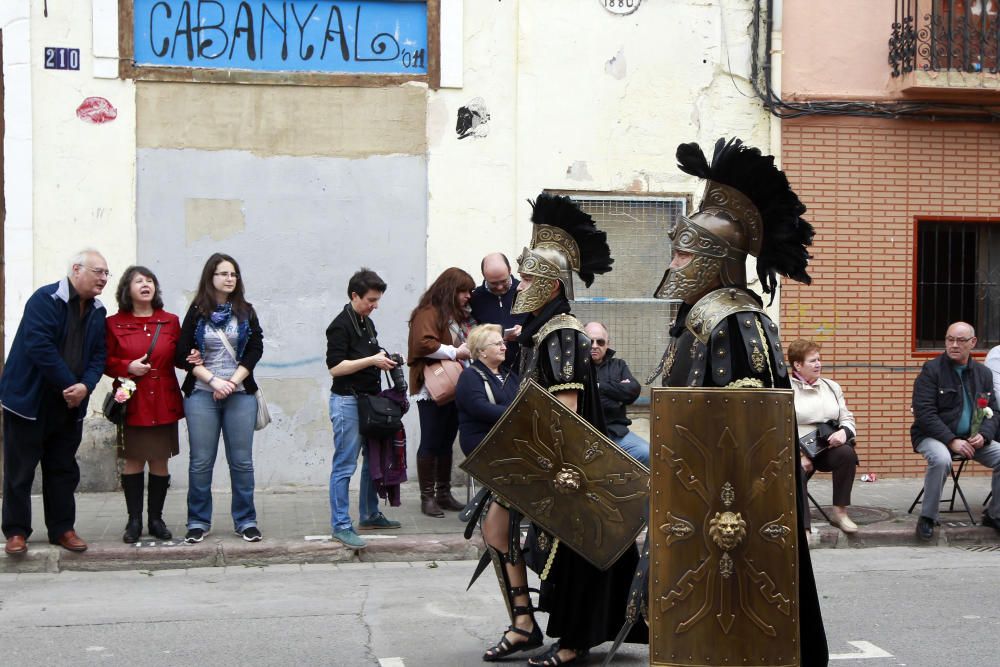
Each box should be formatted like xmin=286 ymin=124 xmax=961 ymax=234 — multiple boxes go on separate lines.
xmin=908 ymin=453 xmax=977 ymax=525
xmin=808 ymin=491 xmax=833 ymax=524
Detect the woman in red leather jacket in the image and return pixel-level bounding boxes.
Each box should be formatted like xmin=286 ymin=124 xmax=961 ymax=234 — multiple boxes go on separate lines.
xmin=105 ymin=266 xmax=183 ymax=543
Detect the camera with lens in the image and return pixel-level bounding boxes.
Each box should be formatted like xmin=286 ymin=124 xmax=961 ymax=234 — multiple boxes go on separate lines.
xmin=387 ymin=352 xmax=407 ymax=392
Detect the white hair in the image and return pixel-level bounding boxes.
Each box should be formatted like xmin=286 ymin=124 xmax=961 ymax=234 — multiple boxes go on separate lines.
xmin=67 ymin=248 xmax=105 ymax=276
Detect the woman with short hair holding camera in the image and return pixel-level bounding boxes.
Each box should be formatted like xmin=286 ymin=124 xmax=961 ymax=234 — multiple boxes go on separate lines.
xmin=326 ymin=268 xmax=402 ymax=550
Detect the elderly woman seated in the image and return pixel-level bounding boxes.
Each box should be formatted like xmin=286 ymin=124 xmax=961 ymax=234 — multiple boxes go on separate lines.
xmin=788 ymin=339 xmax=860 ymax=534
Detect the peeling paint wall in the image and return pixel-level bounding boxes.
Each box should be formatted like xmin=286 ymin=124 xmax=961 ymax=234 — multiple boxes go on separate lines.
xmin=426 ymin=0 xmax=771 ymax=282
xmin=12 ymin=0 xmax=772 ymax=492
xmin=136 ymin=83 xmax=428 ymax=489
xmin=28 ymin=2 xmax=136 ymax=281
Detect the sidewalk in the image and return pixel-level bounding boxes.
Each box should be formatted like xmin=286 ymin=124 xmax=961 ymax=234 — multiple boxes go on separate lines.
xmin=2 ymin=477 xmax=997 ymax=573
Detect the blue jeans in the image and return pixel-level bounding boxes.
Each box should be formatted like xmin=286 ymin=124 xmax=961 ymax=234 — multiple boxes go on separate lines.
xmin=328 ymin=394 xmax=380 ymax=532
xmin=184 ymin=390 xmax=258 ymax=533
xmin=916 ymin=436 xmax=1000 ymax=521
xmin=613 ymin=430 xmax=650 ymax=467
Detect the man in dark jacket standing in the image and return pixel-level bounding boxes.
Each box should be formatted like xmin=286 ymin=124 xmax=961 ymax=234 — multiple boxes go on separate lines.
xmin=469 ymin=253 xmax=526 ymax=370
xmin=1 ymin=249 xmax=109 ymax=555
xmin=911 ymin=321 xmax=1000 ymax=540
xmin=584 ymin=321 xmax=648 ymax=466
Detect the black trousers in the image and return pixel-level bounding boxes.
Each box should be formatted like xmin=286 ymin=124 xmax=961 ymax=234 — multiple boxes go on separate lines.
xmin=416 ymin=399 xmax=458 ymax=459
xmin=2 ymin=397 xmax=83 ymax=541
xmin=801 ymin=444 xmax=859 ymax=528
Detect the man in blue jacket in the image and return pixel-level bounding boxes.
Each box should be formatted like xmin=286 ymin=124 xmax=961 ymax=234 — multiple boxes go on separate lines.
xmin=469 ymin=253 xmax=526 ymax=370
xmin=911 ymin=321 xmax=1000 ymax=540
xmin=1 ymin=249 xmax=109 ymax=555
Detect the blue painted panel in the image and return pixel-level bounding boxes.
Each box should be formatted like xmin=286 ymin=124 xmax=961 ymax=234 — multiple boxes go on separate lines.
xmin=134 ymin=0 xmax=428 ymax=74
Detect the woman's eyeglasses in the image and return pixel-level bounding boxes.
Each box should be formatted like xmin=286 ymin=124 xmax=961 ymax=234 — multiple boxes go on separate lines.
xmin=214 ymin=272 xmax=239 ymax=280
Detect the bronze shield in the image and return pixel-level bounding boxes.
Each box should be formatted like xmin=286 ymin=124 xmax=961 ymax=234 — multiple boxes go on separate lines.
xmin=460 ymin=379 xmax=649 ymax=571
xmin=649 ymin=387 xmax=800 ymax=667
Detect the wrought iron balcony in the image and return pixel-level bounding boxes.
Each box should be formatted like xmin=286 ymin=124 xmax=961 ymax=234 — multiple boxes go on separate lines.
xmin=890 ymin=1 xmax=1000 ymax=92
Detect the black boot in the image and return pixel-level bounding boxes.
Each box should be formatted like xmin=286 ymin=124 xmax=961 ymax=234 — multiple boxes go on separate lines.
xmin=121 ymin=473 xmax=144 ymax=543
xmin=435 ymin=454 xmax=465 ymax=511
xmin=147 ymin=474 xmax=173 ymax=541
xmin=418 ymin=457 xmax=444 ymax=518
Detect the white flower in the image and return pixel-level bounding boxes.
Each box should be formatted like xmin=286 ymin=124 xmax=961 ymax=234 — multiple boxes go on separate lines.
xmin=118 ymin=377 xmax=137 ymax=393
xmin=985 ymin=407 xmax=994 ymax=419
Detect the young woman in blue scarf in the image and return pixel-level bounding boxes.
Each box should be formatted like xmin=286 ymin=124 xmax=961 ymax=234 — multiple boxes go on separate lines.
xmin=175 ymin=253 xmax=265 ymax=544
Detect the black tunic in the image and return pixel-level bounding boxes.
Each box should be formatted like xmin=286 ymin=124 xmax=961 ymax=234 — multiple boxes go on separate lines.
xmin=518 ymin=297 xmax=649 ymax=651
xmin=661 ymin=295 xmax=829 ymax=666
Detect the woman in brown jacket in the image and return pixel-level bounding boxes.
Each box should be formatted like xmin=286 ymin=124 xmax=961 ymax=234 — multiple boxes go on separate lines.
xmin=407 ymin=267 xmax=475 ymax=517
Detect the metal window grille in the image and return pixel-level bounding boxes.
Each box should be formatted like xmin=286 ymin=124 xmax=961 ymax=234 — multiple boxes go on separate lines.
xmin=916 ymin=220 xmax=1000 ymax=349
xmin=564 ymin=195 xmax=687 ymax=402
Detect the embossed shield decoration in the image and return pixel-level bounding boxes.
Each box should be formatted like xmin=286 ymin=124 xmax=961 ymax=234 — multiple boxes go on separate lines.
xmin=649 ymin=388 xmax=800 ymax=667
xmin=460 ymin=379 xmax=649 ymax=571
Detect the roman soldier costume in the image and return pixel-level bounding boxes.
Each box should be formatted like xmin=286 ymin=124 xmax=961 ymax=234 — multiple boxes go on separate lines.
xmin=462 ymin=193 xmax=648 ymax=665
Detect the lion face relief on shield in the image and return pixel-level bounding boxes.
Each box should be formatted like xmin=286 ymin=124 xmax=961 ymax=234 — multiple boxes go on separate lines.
xmin=709 ymin=511 xmax=747 ymax=551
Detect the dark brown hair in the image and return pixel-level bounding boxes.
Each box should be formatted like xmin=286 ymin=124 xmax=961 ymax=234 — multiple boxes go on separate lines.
xmin=409 ymin=267 xmax=475 ymax=331
xmin=787 ymin=339 xmax=821 ymax=367
xmin=115 ymin=266 xmax=164 ymax=313
xmin=192 ymin=253 xmax=252 ymax=320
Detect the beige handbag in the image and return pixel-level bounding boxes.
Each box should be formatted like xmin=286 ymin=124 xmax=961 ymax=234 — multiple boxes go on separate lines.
xmin=422 ymin=360 xmax=463 ymax=405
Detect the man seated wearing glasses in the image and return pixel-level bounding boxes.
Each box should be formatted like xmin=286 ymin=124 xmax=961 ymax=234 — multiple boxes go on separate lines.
xmin=584 ymin=321 xmax=649 ymax=467
xmin=911 ymin=321 xmax=1000 ymax=541
xmin=1 ymin=249 xmax=110 ymax=556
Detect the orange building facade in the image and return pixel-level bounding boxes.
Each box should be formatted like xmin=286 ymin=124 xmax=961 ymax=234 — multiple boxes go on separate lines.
xmin=778 ymin=0 xmax=1000 ymax=476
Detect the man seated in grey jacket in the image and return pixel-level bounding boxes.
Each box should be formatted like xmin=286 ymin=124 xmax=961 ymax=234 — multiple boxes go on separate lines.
xmin=584 ymin=321 xmax=649 ymax=467
xmin=911 ymin=321 xmax=1000 ymax=540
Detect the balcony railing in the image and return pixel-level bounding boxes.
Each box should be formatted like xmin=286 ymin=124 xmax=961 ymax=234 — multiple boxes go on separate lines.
xmin=890 ymin=0 xmax=1000 ymax=77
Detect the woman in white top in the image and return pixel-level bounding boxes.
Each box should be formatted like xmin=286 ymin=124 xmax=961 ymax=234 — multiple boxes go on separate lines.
xmin=788 ymin=339 xmax=859 ymax=534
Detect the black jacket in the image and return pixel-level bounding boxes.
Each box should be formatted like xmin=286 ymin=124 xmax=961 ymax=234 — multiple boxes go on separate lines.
xmin=455 ymin=360 xmax=519 ymax=456
xmin=594 ymin=350 xmax=641 ymax=438
xmin=175 ymin=304 xmax=264 ymax=397
xmin=469 ymin=278 xmax=527 ymax=370
xmin=910 ymin=352 xmax=999 ymax=450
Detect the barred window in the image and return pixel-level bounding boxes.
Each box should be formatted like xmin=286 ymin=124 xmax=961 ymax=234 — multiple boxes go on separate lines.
xmin=563 ymin=195 xmax=687 ymax=401
xmin=915 ymin=219 xmax=1000 ymax=350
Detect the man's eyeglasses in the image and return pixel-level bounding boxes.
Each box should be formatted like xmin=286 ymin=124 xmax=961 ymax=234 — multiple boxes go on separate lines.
xmin=214 ymin=272 xmax=239 ymax=280
xmin=590 ymin=338 xmax=608 ymax=347
xmin=80 ymin=266 xmax=111 ymax=278
xmin=945 ymin=336 xmax=973 ymax=344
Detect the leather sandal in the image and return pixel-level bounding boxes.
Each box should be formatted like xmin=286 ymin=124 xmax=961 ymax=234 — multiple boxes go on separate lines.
xmin=527 ymin=643 xmax=589 ymax=666
xmin=482 ymin=619 xmax=543 ymax=661
xmin=483 ymin=584 xmax=543 ymax=661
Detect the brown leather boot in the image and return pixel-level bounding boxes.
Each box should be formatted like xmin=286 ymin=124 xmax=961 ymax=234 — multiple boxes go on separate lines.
xmin=435 ymin=455 xmax=465 ymax=511
xmin=418 ymin=457 xmax=444 ymax=517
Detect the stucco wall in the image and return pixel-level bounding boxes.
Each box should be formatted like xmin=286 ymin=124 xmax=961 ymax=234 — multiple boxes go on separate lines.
xmin=135 ymin=82 xmax=428 ymax=490
xmin=782 ymin=0 xmax=898 ymax=100
xmin=426 ymin=0 xmax=772 ymax=282
xmin=2 ymin=0 xmax=33 ymax=355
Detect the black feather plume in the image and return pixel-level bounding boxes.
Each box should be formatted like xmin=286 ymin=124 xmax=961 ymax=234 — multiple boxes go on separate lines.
xmin=529 ymin=193 xmax=613 ymax=287
xmin=676 ymin=138 xmax=813 ymax=296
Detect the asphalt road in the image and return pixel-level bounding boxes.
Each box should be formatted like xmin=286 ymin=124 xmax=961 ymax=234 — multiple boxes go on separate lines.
xmin=0 ymin=546 xmax=997 ymax=666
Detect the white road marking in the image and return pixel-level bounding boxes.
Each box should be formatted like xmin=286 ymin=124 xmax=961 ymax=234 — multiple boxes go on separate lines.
xmin=829 ymin=640 xmax=894 ymax=660
xmin=85 ymin=646 xmax=106 ymax=652
xmin=378 ymin=658 xmax=405 ymax=667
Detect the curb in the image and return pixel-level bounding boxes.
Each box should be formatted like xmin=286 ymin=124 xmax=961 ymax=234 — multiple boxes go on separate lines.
xmin=1 ymin=533 xmax=479 ymax=574
xmin=3 ymin=522 xmax=996 ymax=574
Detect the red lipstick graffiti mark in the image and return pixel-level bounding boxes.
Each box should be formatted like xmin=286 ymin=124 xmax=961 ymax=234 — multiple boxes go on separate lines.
xmin=76 ymin=97 xmax=118 ymax=124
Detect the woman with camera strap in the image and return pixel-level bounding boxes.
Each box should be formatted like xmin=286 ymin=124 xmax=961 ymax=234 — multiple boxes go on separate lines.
xmin=325 ymin=268 xmax=403 ymax=550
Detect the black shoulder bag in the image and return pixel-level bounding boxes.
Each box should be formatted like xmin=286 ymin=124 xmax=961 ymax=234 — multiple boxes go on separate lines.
xmin=356 ymin=370 xmax=404 ymax=439
xmin=103 ymin=323 xmax=163 ymax=425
